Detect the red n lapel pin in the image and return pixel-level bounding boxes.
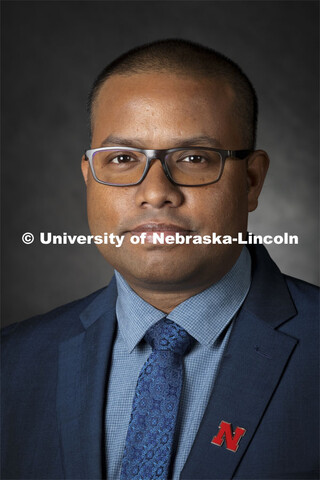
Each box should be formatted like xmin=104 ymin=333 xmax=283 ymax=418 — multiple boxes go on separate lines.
xmin=211 ymin=421 xmax=246 ymax=452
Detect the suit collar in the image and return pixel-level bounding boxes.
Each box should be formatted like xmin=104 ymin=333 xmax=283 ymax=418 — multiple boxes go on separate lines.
xmin=79 ymin=276 xmax=117 ymax=329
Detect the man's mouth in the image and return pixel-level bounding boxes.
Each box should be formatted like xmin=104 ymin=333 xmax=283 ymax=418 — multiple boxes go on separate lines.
xmin=129 ymin=223 xmax=193 ymax=243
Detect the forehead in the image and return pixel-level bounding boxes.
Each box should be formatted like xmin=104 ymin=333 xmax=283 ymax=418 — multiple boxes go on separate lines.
xmin=91 ymin=72 xmax=241 ymax=148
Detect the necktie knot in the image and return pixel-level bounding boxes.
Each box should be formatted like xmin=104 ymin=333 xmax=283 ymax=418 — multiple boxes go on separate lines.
xmin=145 ymin=318 xmax=194 ymax=356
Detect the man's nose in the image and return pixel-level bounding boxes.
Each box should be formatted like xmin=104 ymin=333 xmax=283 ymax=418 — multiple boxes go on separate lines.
xmin=134 ymin=159 xmax=184 ymax=209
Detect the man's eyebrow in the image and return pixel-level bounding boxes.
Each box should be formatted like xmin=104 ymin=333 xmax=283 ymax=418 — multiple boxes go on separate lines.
xmin=99 ymin=135 xmax=222 ymax=148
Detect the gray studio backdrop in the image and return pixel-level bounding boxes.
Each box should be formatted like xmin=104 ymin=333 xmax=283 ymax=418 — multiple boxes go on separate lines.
xmin=1 ymin=1 xmax=319 ymax=327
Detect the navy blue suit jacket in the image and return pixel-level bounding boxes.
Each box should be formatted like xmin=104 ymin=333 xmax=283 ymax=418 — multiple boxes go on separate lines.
xmin=1 ymin=245 xmax=319 ymax=479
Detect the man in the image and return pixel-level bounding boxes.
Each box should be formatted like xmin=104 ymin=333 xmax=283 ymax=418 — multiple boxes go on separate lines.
xmin=1 ymin=39 xmax=319 ymax=480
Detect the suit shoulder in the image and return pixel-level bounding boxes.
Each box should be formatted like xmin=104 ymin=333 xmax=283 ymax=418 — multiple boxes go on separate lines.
xmin=1 ymin=285 xmax=108 ymax=346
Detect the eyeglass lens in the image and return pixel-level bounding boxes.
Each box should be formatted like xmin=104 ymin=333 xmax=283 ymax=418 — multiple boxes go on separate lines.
xmin=92 ymin=149 xmax=223 ymax=186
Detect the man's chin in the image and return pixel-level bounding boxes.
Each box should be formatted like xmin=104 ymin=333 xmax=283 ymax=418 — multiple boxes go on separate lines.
xmin=109 ymin=252 xmax=218 ymax=292
xmin=99 ymin=241 xmax=238 ymax=291
xmin=120 ymin=270 xmax=203 ymax=292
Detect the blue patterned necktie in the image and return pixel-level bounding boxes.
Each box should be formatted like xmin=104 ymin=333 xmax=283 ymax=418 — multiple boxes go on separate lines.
xmin=120 ymin=318 xmax=194 ymax=480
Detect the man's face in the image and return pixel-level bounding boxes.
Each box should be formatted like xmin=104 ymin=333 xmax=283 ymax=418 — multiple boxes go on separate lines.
xmin=82 ymin=72 xmax=266 ymax=293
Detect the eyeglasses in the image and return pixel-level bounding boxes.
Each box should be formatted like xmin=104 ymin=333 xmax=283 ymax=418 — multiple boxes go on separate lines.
xmin=84 ymin=146 xmax=252 ymax=187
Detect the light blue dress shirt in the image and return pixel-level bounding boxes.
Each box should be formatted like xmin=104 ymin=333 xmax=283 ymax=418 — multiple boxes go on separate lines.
xmin=105 ymin=247 xmax=251 ymax=479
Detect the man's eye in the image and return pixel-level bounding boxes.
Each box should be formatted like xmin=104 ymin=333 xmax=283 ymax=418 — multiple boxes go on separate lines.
xmin=110 ymin=155 xmax=135 ymax=164
xmin=180 ymin=155 xmax=207 ymax=164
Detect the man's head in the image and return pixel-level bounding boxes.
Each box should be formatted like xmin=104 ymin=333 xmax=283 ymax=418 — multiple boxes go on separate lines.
xmin=88 ymin=39 xmax=258 ymax=149
xmin=81 ymin=39 xmax=269 ymax=306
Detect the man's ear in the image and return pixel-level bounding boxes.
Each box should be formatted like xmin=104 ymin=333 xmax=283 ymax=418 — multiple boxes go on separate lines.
xmin=81 ymin=154 xmax=89 ymax=185
xmin=246 ymin=150 xmax=269 ymax=212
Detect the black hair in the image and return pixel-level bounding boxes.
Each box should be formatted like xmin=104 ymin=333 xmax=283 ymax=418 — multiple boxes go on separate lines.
xmin=88 ymin=39 xmax=258 ymax=148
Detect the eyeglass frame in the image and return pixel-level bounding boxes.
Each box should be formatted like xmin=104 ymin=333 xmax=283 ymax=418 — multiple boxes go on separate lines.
xmin=84 ymin=146 xmax=252 ymax=187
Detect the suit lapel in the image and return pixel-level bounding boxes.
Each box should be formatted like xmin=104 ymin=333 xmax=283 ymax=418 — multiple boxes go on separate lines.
xmin=181 ymin=312 xmax=297 ymax=479
xmin=181 ymin=246 xmax=298 ymax=480
xmin=57 ymin=278 xmax=117 ymax=479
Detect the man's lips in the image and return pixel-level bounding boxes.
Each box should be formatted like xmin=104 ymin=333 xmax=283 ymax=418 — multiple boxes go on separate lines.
xmin=129 ymin=223 xmax=193 ymax=234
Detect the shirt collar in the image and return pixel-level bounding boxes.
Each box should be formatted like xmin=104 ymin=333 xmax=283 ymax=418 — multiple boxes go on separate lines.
xmin=115 ymin=247 xmax=251 ymax=353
